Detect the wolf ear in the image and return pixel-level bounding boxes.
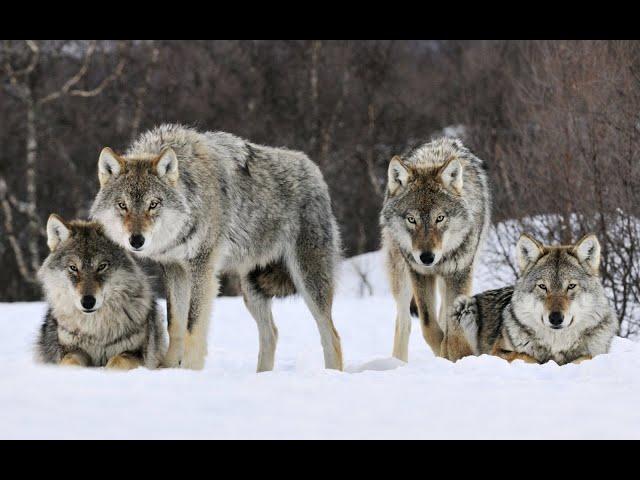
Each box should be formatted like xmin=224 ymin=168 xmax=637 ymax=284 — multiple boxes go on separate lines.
xmin=98 ymin=147 xmax=124 ymax=187
xmin=517 ymin=233 xmax=544 ymax=272
xmin=46 ymin=214 xmax=70 ymax=251
xmin=154 ymin=148 xmax=179 ymax=184
xmin=439 ymin=156 xmax=463 ymax=193
xmin=388 ymin=156 xmax=411 ymax=195
xmin=574 ymin=234 xmax=601 ymax=273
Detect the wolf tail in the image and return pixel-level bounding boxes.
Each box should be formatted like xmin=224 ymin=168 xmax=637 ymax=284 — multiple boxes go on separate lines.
xmin=248 ymin=261 xmax=297 ymax=298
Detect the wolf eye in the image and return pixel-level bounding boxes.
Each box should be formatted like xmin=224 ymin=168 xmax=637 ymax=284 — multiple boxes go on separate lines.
xmin=567 ymin=283 xmax=576 ymax=290
xmin=406 ymin=215 xmax=416 ymax=224
xmin=436 ymin=215 xmax=445 ymax=223
xmin=68 ymin=265 xmax=78 ymax=273
xmin=149 ymin=200 xmax=159 ymax=210
xmin=97 ymin=262 xmax=109 ymax=272
xmin=537 ymin=284 xmax=547 ymax=291
xmin=117 ymin=202 xmax=127 ymax=211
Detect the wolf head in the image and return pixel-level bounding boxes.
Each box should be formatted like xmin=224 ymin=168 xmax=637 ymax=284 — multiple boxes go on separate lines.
xmin=90 ymin=147 xmax=189 ymax=256
xmin=381 ymin=146 xmax=470 ymax=271
xmin=513 ymin=233 xmax=606 ymax=331
xmin=38 ymin=215 xmax=138 ymax=315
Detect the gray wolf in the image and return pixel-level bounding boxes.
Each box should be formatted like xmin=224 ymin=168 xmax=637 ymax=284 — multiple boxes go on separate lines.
xmin=90 ymin=124 xmax=343 ymax=371
xmin=380 ymin=137 xmax=490 ymax=361
xmin=449 ymin=233 xmax=618 ymax=365
xmin=36 ymin=215 xmax=166 ymax=369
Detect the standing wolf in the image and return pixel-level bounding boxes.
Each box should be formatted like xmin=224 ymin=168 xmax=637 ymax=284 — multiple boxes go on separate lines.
xmin=449 ymin=233 xmax=618 ymax=365
xmin=91 ymin=124 xmax=343 ymax=371
xmin=37 ymin=215 xmax=166 ymax=369
xmin=380 ymin=137 xmax=490 ymax=361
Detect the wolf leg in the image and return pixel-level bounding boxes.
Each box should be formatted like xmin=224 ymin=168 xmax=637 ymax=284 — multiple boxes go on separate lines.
xmin=440 ymin=272 xmax=474 ymax=361
xmin=59 ymin=351 xmax=90 ymax=367
xmin=288 ymin=248 xmax=343 ymax=371
xmin=410 ymin=272 xmax=443 ymax=356
xmin=387 ymin=250 xmax=413 ymax=362
xmin=106 ymin=353 xmax=142 ymax=370
xmin=241 ymin=276 xmax=279 ymax=372
xmin=161 ymin=262 xmax=191 ymax=368
xmin=572 ymin=355 xmax=592 ymax=364
xmin=491 ymin=345 xmax=539 ymax=364
xmin=182 ymin=252 xmax=218 ymax=370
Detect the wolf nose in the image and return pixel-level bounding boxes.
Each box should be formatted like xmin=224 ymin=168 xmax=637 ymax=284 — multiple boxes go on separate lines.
xmin=549 ymin=311 xmax=564 ymax=326
xmin=81 ymin=295 xmax=96 ymax=310
xmin=419 ymin=251 xmax=435 ymax=265
xmin=129 ymin=234 xmax=145 ymax=249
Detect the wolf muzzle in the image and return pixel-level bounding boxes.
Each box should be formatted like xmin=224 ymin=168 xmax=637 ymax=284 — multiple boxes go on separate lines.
xmin=81 ymin=295 xmax=97 ymax=312
xmin=129 ymin=234 xmax=145 ymax=250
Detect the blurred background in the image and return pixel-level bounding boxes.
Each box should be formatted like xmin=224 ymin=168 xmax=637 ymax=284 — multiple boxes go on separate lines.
xmin=1 ymin=40 xmax=639 ymax=335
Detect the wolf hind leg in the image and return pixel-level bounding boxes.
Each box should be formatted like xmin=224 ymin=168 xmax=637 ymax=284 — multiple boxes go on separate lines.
xmin=450 ymin=295 xmax=480 ymax=355
xmin=241 ymin=275 xmax=279 ymax=372
xmin=182 ymin=254 xmax=218 ymax=370
xmin=287 ymin=246 xmax=343 ymax=371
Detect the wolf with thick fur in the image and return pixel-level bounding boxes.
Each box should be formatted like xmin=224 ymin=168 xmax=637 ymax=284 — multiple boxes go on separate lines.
xmin=90 ymin=124 xmax=343 ymax=371
xmin=380 ymin=137 xmax=490 ymax=361
xmin=449 ymin=233 xmax=618 ymax=365
xmin=36 ymin=215 xmax=165 ymax=369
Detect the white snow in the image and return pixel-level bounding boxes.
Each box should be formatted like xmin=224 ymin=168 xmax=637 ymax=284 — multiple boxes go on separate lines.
xmin=1 ymin=250 xmax=640 ymax=439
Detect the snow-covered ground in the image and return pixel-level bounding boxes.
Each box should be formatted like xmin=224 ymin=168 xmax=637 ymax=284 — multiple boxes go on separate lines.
xmin=2 ymin=251 xmax=640 ymax=439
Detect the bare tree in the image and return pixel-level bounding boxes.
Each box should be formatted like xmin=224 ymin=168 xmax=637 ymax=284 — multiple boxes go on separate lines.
xmin=0 ymin=40 xmax=127 ymax=283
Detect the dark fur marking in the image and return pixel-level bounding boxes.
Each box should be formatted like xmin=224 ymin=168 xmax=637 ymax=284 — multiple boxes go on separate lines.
xmin=247 ymin=260 xmax=296 ymax=298
xmin=410 ymin=298 xmax=418 ymax=318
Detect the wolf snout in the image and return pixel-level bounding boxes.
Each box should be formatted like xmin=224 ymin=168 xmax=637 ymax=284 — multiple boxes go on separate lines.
xmin=549 ymin=311 xmax=564 ymax=328
xmin=81 ymin=295 xmax=96 ymax=311
xmin=129 ymin=234 xmax=145 ymax=250
xmin=419 ymin=251 xmax=435 ymax=266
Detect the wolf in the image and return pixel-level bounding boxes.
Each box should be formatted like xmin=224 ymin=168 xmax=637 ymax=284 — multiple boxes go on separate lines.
xmin=380 ymin=137 xmax=490 ymax=361
xmin=448 ymin=233 xmax=618 ymax=365
xmin=36 ymin=215 xmax=166 ymax=369
xmin=90 ymin=124 xmax=343 ymax=371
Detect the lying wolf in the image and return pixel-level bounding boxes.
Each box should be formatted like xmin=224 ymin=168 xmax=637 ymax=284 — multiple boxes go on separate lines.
xmin=91 ymin=124 xmax=343 ymax=371
xmin=448 ymin=233 xmax=618 ymax=365
xmin=36 ymin=215 xmax=165 ymax=369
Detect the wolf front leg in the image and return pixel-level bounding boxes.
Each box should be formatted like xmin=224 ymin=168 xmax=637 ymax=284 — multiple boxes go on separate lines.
xmin=490 ymin=341 xmax=539 ymax=364
xmin=439 ymin=271 xmax=474 ymax=361
xmin=161 ymin=262 xmax=191 ymax=368
xmin=59 ymin=350 xmax=91 ymax=367
xmin=410 ymin=271 xmax=443 ymax=356
xmin=106 ymin=352 xmax=143 ymax=370
xmin=182 ymin=251 xmax=218 ymax=370
xmin=571 ymin=355 xmax=592 ymax=364
xmin=387 ymin=251 xmax=413 ymax=362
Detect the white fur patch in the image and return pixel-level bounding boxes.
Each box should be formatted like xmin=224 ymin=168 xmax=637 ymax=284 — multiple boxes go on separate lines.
xmin=98 ymin=147 xmax=122 ymax=186
xmin=387 ymin=156 xmax=410 ymax=195
xmin=46 ymin=215 xmax=70 ymax=251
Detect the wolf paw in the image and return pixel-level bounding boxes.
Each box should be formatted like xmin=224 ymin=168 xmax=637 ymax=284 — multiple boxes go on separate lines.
xmin=162 ymin=340 xmax=185 ymax=368
xmin=161 ymin=350 xmax=183 ymax=368
xmin=106 ymin=354 xmax=141 ymax=371
xmin=452 ymin=296 xmax=479 ymax=347
xmin=59 ymin=353 xmax=86 ymax=367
